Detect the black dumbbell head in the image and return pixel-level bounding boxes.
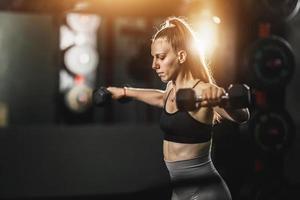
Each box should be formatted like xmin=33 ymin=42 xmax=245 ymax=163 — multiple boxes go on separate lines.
xmin=93 ymin=87 xmax=112 ymax=106
xmin=227 ymin=84 xmax=251 ymax=109
xmin=176 ymin=88 xmax=197 ymax=111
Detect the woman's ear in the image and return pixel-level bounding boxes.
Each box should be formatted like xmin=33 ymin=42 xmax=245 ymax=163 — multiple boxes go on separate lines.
xmin=177 ymin=50 xmax=187 ymax=64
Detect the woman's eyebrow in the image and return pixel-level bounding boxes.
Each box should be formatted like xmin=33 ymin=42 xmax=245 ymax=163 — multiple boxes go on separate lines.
xmin=155 ymin=52 xmax=166 ymax=56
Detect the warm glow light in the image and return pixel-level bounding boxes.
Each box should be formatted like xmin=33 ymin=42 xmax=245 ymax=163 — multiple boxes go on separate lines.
xmin=193 ymin=16 xmax=220 ymax=58
xmin=186 ymin=6 xmax=221 ymax=59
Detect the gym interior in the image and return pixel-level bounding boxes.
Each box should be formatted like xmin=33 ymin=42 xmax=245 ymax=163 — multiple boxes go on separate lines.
xmin=0 ymin=0 xmax=299 ymax=199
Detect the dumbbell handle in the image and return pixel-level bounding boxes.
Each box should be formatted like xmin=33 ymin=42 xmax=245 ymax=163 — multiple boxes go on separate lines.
xmin=195 ymin=93 xmax=229 ymax=103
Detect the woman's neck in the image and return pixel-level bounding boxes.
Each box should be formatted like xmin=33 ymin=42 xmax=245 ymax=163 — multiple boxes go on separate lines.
xmin=172 ymin=70 xmax=198 ymax=88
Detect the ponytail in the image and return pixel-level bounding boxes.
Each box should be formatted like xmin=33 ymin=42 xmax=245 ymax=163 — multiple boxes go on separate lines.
xmin=153 ymin=17 xmax=221 ymax=123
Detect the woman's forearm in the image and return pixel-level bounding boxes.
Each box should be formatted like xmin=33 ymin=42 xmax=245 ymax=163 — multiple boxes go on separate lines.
xmin=215 ymin=106 xmax=250 ymax=124
xmin=125 ymin=87 xmax=165 ymax=108
xmin=224 ymin=108 xmax=250 ymax=124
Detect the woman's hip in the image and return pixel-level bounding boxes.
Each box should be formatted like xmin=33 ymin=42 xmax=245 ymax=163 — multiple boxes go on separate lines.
xmin=165 ymin=154 xmax=232 ymax=200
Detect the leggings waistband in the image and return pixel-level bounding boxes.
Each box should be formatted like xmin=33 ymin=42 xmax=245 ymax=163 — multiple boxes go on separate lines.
xmin=164 ymin=153 xmax=211 ymax=171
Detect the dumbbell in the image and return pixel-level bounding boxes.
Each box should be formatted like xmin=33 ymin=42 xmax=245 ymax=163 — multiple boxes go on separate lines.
xmin=176 ymin=84 xmax=251 ymax=111
xmin=92 ymin=86 xmax=132 ymax=107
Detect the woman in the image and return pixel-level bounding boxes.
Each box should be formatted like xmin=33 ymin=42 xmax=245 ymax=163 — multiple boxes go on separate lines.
xmin=107 ymin=17 xmax=249 ymax=200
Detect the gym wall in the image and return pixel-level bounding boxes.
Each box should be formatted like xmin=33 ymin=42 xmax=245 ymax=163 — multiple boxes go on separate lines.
xmin=285 ymin=11 xmax=300 ymax=185
xmin=0 ymin=12 xmax=58 ymax=126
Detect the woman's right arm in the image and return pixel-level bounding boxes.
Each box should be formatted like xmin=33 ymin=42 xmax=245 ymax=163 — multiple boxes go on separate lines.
xmin=107 ymin=86 xmax=166 ymax=108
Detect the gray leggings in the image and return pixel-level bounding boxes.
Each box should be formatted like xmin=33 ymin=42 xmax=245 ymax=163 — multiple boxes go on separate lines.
xmin=165 ymin=154 xmax=232 ymax=200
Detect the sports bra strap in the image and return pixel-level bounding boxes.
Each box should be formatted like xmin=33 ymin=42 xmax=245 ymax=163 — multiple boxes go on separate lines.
xmin=192 ymin=80 xmax=202 ymax=88
xmin=164 ymin=88 xmax=173 ymax=108
xmin=164 ymin=80 xmax=202 ymax=108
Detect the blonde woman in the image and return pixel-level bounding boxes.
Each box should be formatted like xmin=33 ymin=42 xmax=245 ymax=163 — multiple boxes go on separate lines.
xmin=107 ymin=17 xmax=249 ymax=200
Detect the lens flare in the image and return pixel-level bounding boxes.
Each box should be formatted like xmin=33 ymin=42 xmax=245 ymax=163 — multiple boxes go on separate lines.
xmin=192 ymin=12 xmax=221 ymax=58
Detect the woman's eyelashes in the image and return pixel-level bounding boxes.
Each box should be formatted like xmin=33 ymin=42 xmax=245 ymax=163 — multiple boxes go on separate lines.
xmin=155 ymin=53 xmax=166 ymax=60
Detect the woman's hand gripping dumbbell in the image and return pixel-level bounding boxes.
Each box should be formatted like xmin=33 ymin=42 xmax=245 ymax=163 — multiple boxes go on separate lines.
xmin=176 ymin=84 xmax=251 ymax=111
xmin=92 ymin=86 xmax=132 ymax=107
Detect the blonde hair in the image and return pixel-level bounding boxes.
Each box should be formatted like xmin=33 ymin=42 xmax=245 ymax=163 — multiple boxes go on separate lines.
xmin=152 ymin=16 xmax=215 ymax=84
xmin=152 ymin=16 xmax=221 ymax=123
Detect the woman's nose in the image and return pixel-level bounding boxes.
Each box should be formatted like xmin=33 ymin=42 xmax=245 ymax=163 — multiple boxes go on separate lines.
xmin=152 ymin=59 xmax=159 ymax=69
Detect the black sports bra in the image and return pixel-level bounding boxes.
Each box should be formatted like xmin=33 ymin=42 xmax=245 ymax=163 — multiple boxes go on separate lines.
xmin=159 ymin=81 xmax=212 ymax=144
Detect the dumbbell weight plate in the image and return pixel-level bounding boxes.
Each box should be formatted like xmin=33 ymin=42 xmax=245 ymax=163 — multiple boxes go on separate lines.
xmin=176 ymin=89 xmax=198 ymax=111
xmin=92 ymin=87 xmax=112 ymax=106
xmin=65 ymin=85 xmax=93 ymax=113
xmin=227 ymin=84 xmax=251 ymax=109
xmin=251 ymin=110 xmax=295 ymax=153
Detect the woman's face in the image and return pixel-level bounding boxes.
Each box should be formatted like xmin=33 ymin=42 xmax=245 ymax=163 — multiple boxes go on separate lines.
xmin=151 ymin=37 xmax=180 ymax=83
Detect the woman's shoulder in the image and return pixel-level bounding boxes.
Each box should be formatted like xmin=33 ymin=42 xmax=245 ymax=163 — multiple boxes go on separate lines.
xmin=193 ymin=80 xmax=220 ymax=91
xmin=161 ymin=81 xmax=173 ymax=100
xmin=165 ymin=81 xmax=174 ymax=92
xmin=191 ymin=80 xmax=206 ymax=95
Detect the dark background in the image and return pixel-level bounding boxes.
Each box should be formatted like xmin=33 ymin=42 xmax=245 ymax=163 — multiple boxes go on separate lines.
xmin=0 ymin=0 xmax=299 ymax=199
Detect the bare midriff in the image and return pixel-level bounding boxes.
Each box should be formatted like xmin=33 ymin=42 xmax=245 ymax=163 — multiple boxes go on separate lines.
xmin=163 ymin=139 xmax=211 ymax=161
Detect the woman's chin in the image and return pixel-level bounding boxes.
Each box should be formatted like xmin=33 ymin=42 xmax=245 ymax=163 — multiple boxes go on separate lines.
xmin=160 ymin=77 xmax=169 ymax=83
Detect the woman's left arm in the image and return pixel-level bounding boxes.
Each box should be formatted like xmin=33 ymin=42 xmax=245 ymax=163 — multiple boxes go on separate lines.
xmin=214 ymin=106 xmax=250 ymax=124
